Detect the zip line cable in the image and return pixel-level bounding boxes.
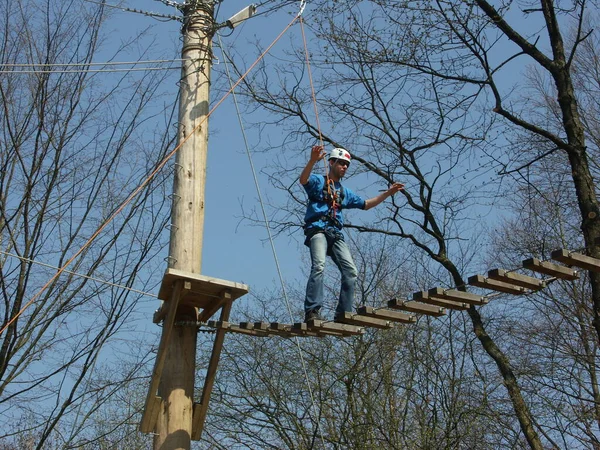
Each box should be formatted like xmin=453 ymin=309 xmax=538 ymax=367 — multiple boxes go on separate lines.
xmin=1 ymin=67 xmax=181 ymax=74
xmin=0 ymin=251 xmax=158 ymax=298
xmin=0 ymin=13 xmax=301 ymax=337
xmin=1 ymin=59 xmax=184 ymax=74
xmin=2 ymin=59 xmax=185 ymax=67
xmin=218 ymin=24 xmax=326 ymax=448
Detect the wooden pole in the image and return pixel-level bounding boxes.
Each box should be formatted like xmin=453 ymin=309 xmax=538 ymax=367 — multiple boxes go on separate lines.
xmin=154 ymin=1 xmax=213 ymax=448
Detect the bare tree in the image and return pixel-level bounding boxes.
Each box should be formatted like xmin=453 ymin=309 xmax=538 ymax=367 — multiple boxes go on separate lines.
xmin=0 ymin=0 xmax=176 ymax=446
xmin=222 ymin=1 xmax=600 ymax=448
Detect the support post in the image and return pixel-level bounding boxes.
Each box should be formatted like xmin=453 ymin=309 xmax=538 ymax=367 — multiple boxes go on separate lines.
xmin=153 ymin=2 xmax=214 ymax=448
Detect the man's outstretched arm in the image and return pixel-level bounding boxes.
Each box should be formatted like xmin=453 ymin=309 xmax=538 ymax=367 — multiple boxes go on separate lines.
xmin=300 ymin=145 xmax=325 ymax=185
xmin=364 ymin=183 xmax=404 ymax=210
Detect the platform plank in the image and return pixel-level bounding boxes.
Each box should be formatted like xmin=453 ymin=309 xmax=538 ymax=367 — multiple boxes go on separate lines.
xmin=523 ymin=257 xmax=578 ymax=280
xmin=468 ymin=274 xmax=526 ymax=295
xmin=388 ymin=298 xmax=445 ymax=316
xmin=551 ymin=249 xmax=600 ymax=273
xmin=413 ymin=291 xmax=469 ymax=310
xmin=293 ymin=320 xmax=364 ymax=337
xmin=426 ymin=287 xmax=488 ymax=305
xmin=269 ymin=322 xmax=321 ymax=337
xmin=357 ymin=306 xmax=416 ymax=324
xmin=158 ymin=268 xmax=248 ymax=314
xmin=487 ymin=269 xmax=546 ymax=291
xmin=336 ymin=311 xmax=394 ymax=329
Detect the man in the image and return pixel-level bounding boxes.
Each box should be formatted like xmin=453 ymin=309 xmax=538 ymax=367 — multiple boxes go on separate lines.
xmin=300 ymin=145 xmax=404 ymax=323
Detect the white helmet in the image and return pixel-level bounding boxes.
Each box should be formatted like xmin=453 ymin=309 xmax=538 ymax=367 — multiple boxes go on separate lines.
xmin=328 ymin=148 xmax=351 ymax=165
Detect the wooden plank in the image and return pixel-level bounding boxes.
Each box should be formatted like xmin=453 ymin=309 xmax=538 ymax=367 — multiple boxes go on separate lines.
xmin=140 ymin=280 xmax=187 ymax=433
xmin=265 ymin=322 xmax=294 ymax=337
xmin=293 ymin=320 xmax=364 ymax=337
xmin=357 ymin=306 xmax=416 ymax=324
xmin=551 ymin=249 xmax=600 ymax=273
xmin=335 ymin=311 xmax=394 ymax=329
xmin=192 ymin=292 xmax=233 ymax=441
xmin=292 ymin=322 xmax=342 ymax=337
xmin=413 ymin=291 xmax=469 ymax=310
xmin=230 ymin=322 xmax=269 ymax=337
xmin=487 ymin=269 xmax=546 ymax=291
xmin=523 ymin=257 xmax=578 ymax=280
xmin=271 ymin=322 xmax=322 ymax=337
xmin=468 ymin=274 xmax=526 ymax=295
xmin=426 ymin=287 xmax=488 ymax=305
xmin=198 ymin=291 xmax=231 ymax=323
xmin=387 ymin=298 xmax=445 ymax=317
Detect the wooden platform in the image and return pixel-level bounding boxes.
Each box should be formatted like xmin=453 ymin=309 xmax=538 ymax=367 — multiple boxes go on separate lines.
xmin=141 ymin=270 xmax=249 ymax=441
xmin=154 ymin=268 xmax=249 ymax=323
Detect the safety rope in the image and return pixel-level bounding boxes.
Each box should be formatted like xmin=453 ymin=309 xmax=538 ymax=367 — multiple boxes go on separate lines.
xmin=299 ymin=14 xmax=339 ymax=224
xmin=217 ymin=11 xmax=326 ymax=445
xmin=0 ymin=251 xmax=158 ymax=298
xmin=0 ymin=13 xmax=301 ymax=337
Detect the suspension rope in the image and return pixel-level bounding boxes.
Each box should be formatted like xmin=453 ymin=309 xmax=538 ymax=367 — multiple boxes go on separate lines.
xmin=1 ymin=67 xmax=180 ymax=74
xmin=0 ymin=250 xmax=158 ymax=298
xmin=299 ymin=15 xmax=336 ymax=217
xmin=218 ymin=26 xmax=326 ymax=448
xmin=0 ymin=13 xmax=300 ymax=337
xmin=1 ymin=59 xmax=185 ymax=74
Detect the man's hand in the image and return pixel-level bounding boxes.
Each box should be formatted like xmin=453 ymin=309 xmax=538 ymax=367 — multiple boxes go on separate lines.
xmin=300 ymin=145 xmax=326 ymax=185
xmin=387 ymin=182 xmax=405 ymax=195
xmin=310 ymin=145 xmax=326 ymax=163
xmin=364 ymin=182 xmax=405 ymax=210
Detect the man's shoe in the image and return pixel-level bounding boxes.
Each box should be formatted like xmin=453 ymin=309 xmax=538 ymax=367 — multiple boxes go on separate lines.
xmin=334 ymin=312 xmax=351 ymax=324
xmin=304 ymin=309 xmax=324 ymax=322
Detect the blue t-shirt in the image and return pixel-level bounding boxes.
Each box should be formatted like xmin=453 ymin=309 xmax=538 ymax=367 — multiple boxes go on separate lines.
xmin=303 ymin=174 xmax=365 ymax=231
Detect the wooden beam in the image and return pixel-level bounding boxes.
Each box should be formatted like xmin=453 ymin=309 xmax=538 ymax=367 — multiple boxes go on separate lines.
xmin=551 ymin=249 xmax=600 ymax=273
xmin=268 ymin=322 xmax=321 ymax=337
xmin=335 ymin=311 xmax=393 ymax=329
xmin=468 ymin=274 xmax=526 ymax=295
xmin=413 ymin=291 xmax=469 ymax=310
xmin=231 ymin=322 xmax=269 ymax=337
xmin=387 ymin=298 xmax=445 ymax=316
xmin=198 ymin=291 xmax=231 ymax=323
xmin=293 ymin=320 xmax=364 ymax=337
xmin=192 ymin=292 xmax=233 ymax=441
xmin=357 ymin=306 xmax=416 ymax=324
xmin=426 ymin=287 xmax=488 ymax=305
xmin=140 ymin=280 xmax=186 ymax=433
xmin=292 ymin=322 xmax=343 ymax=337
xmin=523 ymin=257 xmax=578 ymax=280
xmin=487 ymin=269 xmax=545 ymax=291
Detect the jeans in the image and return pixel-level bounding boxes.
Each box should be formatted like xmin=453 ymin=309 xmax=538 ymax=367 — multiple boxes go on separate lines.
xmin=305 ymin=230 xmax=358 ymax=316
